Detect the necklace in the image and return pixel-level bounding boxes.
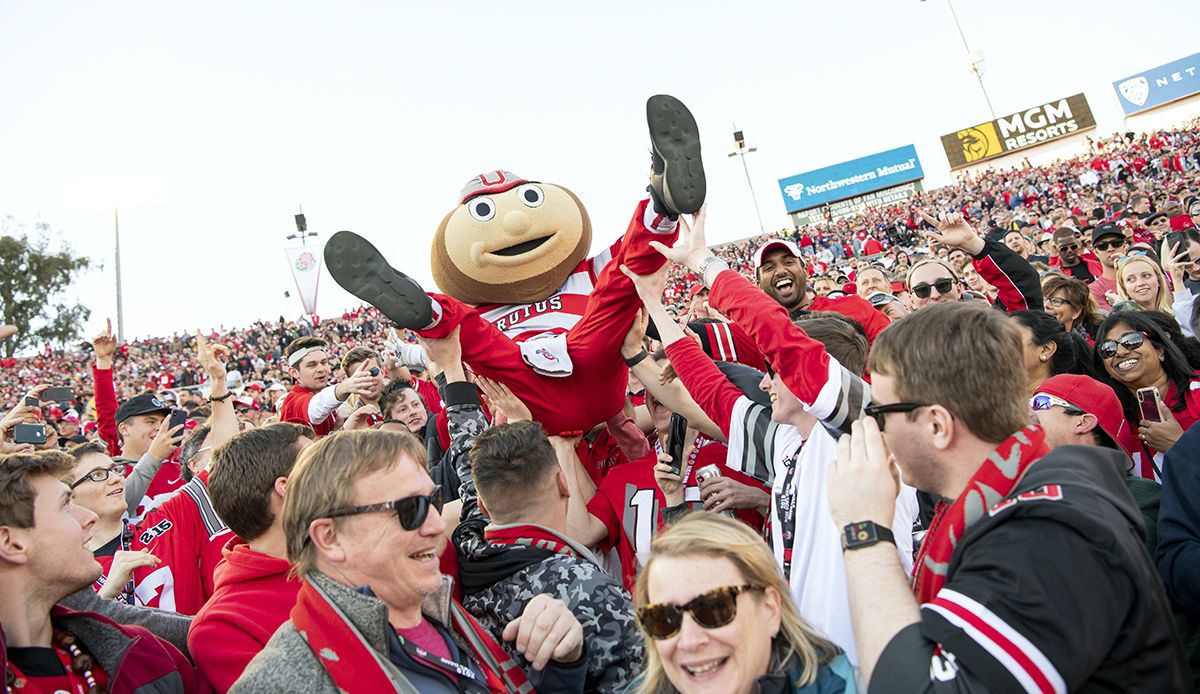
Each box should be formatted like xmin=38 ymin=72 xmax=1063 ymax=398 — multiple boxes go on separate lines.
xmin=5 ymin=627 xmax=106 ymax=694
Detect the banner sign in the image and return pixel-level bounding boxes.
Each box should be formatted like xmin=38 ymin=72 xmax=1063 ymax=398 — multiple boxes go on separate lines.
xmin=1112 ymin=52 xmax=1200 ymax=116
xmin=285 ymin=246 xmax=322 ymax=315
xmin=940 ymin=93 xmax=1096 ymax=169
xmin=789 ymin=181 xmax=922 ymax=227
xmin=777 ymin=145 xmax=923 ymax=213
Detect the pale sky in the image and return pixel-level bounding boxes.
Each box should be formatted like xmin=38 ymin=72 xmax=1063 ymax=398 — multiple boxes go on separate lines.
xmin=2 ymin=0 xmax=1199 ymax=343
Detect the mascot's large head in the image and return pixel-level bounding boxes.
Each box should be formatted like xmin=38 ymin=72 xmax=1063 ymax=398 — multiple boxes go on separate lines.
xmin=432 ymin=170 xmax=592 ymax=306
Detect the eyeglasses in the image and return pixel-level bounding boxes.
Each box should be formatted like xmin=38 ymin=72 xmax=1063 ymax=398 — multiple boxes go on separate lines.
xmin=1093 ymin=238 xmax=1128 ymax=252
xmin=1046 ymin=296 xmax=1074 ymax=308
xmin=1055 ymin=243 xmax=1080 ymax=253
xmin=1029 ymin=394 xmax=1085 ymax=416
xmin=637 ymin=584 xmax=764 ymax=640
xmin=70 ymin=464 xmax=124 ymax=490
xmin=863 ymin=401 xmax=931 ymax=431
xmin=1116 ymin=251 xmax=1151 ymax=265
xmin=910 ymin=278 xmax=957 ymax=299
xmin=1098 ymin=331 xmax=1146 ymax=359
xmin=326 ymin=486 xmax=444 ymax=531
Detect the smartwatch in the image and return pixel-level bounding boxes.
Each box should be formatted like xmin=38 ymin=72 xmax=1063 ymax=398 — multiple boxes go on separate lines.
xmin=842 ymin=521 xmax=896 ymax=551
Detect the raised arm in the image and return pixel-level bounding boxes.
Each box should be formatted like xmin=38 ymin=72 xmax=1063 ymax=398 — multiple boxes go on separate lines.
xmin=91 ymin=319 xmax=121 ymax=456
xmin=919 ymin=210 xmax=1042 ymax=313
xmin=649 ymin=208 xmax=870 ymax=438
xmin=196 ymin=332 xmax=237 ymax=451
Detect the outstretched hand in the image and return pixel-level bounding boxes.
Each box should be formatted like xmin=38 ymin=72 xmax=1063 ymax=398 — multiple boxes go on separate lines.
xmin=918 ymin=209 xmax=984 ymax=255
xmin=619 ymin=262 xmax=669 ymax=308
xmin=648 ymin=204 xmax=711 ymax=273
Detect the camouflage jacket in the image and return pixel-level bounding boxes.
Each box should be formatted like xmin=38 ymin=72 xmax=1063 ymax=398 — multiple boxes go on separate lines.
xmin=442 ymin=382 xmax=645 ymax=694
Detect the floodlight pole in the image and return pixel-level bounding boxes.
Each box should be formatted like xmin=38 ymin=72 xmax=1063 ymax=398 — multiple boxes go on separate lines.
xmin=728 ymin=127 xmax=766 ymax=235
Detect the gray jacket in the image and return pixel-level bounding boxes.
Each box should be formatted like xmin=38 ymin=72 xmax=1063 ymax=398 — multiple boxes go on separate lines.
xmin=445 ymin=382 xmax=645 ymax=693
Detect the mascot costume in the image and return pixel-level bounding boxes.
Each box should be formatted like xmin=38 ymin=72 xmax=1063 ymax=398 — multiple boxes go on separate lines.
xmin=324 ymin=95 xmax=705 ymax=434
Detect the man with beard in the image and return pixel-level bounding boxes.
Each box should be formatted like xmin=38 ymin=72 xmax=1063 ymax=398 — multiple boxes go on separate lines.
xmin=1088 ymin=222 xmax=1129 ymax=311
xmin=754 ymin=239 xmax=891 ymax=343
xmin=1051 ymin=227 xmax=1101 ymax=283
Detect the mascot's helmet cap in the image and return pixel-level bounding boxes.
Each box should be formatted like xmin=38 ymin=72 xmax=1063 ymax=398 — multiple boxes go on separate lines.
xmin=460 ymin=170 xmax=529 ymax=204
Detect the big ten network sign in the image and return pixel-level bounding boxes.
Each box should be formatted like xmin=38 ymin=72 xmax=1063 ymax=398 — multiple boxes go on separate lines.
xmin=941 ymin=94 xmax=1097 ymax=169
xmin=777 ymin=145 xmax=925 ymax=226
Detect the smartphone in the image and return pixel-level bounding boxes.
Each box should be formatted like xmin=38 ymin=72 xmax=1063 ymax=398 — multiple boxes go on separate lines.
xmin=1137 ymin=387 xmax=1163 ymax=422
xmin=13 ymin=423 xmax=46 ymax=445
xmin=24 ymin=396 xmax=39 ymax=408
xmin=665 ymin=413 xmax=688 ymax=477
xmin=42 ymin=387 xmax=74 ymax=403
xmin=168 ymin=408 xmax=188 ymax=432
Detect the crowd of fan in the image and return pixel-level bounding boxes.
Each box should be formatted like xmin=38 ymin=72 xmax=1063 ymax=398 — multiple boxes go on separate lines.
xmin=2 ymin=118 xmax=1200 ymax=694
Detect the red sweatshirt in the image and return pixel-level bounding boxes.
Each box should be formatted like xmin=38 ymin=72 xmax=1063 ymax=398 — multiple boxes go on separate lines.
xmin=189 ymin=540 xmax=297 ymax=693
xmin=92 ymin=364 xmax=121 ymax=457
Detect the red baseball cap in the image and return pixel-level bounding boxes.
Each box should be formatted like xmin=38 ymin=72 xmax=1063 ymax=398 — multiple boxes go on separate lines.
xmin=1035 ymin=375 xmax=1134 ymax=458
xmin=753 ymin=239 xmax=802 ymax=268
xmin=1170 ymin=214 xmax=1196 ymax=232
xmin=687 ymin=284 xmax=708 ymax=300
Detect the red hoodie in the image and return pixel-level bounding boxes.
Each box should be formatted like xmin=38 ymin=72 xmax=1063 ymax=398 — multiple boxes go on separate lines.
xmin=188 ymin=540 xmax=297 ymax=693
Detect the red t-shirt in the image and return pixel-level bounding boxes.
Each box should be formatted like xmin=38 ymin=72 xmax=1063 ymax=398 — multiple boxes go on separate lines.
xmin=131 ymin=470 xmax=234 ymax=615
xmin=279 ymin=384 xmax=337 ymax=436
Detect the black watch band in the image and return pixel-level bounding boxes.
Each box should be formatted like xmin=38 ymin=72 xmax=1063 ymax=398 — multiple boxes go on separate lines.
xmin=842 ymin=521 xmax=896 ymax=551
xmin=624 ymin=349 xmax=649 ymax=368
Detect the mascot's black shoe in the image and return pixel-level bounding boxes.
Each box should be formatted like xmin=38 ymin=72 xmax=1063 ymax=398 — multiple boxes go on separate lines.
xmin=324 ymin=230 xmax=434 ymax=329
xmin=646 ymin=94 xmax=705 ymax=216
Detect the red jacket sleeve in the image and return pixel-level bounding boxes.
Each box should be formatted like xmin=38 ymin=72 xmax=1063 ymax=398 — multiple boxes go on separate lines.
xmin=971 ymin=237 xmax=1044 ymax=313
xmin=709 ymin=270 xmax=870 ymax=437
xmin=664 ymin=337 xmax=747 ymax=440
xmin=92 ymin=364 xmax=121 ymax=456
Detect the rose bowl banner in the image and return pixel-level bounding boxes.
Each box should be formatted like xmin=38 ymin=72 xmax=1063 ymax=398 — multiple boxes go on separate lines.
xmin=777 ymin=145 xmax=923 ymax=214
xmin=940 ymin=93 xmax=1096 ymax=170
xmin=285 ymin=246 xmax=322 ymax=314
xmin=1112 ymin=52 xmax=1200 ymax=116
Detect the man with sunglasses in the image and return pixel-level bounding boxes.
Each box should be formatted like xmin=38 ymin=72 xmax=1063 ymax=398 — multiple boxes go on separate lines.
xmin=233 ymin=426 xmax=589 ymax=694
xmin=825 ymin=303 xmax=1188 ymax=691
xmin=1088 ymin=222 xmax=1129 ymax=311
xmin=1050 ymin=226 xmax=1101 ymax=283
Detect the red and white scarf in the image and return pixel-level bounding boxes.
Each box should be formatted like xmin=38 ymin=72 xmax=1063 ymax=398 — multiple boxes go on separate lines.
xmin=912 ymin=426 xmax=1048 ymax=603
xmin=484 ymin=524 xmax=578 ymax=557
xmin=290 ymin=576 xmax=532 ymax=693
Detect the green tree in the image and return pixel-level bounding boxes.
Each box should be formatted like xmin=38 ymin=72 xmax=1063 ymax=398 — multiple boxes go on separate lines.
xmin=0 ymin=218 xmax=93 ymax=358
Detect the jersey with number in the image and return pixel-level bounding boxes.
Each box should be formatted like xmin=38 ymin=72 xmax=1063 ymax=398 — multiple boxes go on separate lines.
xmin=585 ymin=440 xmax=763 ymax=592
xmin=130 ymin=470 xmax=234 ymax=615
xmin=124 ymin=459 xmax=187 ymax=524
xmin=475 ymin=240 xmax=620 ymax=343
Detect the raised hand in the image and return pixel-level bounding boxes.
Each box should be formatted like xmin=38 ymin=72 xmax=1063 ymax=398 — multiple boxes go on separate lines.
xmin=195 ymin=330 xmax=229 ymax=382
xmin=649 ymin=204 xmax=711 ymax=271
xmin=918 ymin=209 xmax=984 ymax=254
xmin=93 ymin=319 xmax=117 ymax=368
xmin=476 ymin=377 xmax=532 ymax=423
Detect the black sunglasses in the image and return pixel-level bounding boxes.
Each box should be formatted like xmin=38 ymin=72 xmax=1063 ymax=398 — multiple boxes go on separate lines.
xmin=863 ymin=402 xmax=930 ymax=431
xmin=326 ymin=485 xmax=444 ymax=531
xmin=637 ymin=584 xmax=764 ymax=640
xmin=1093 ymin=238 xmax=1127 ymax=252
xmin=1056 ymin=243 xmax=1080 ymax=253
xmin=910 ymin=277 xmax=956 ymax=299
xmin=70 ymin=464 xmax=124 ymax=490
xmin=1098 ymin=331 xmax=1146 ymax=360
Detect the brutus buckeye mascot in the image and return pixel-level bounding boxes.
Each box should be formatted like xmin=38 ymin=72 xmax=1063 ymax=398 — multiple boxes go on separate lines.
xmin=324 ymin=95 xmax=705 ymax=434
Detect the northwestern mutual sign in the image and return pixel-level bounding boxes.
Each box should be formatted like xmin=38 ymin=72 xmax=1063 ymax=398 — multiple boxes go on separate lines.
xmin=778 ymin=145 xmax=924 ymax=213
xmin=1112 ymin=52 xmax=1200 ymax=116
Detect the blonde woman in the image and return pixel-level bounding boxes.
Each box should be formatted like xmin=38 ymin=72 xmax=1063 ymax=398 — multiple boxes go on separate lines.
xmin=1116 ymin=255 xmax=1172 ymax=313
xmin=629 ymin=512 xmax=855 ymax=693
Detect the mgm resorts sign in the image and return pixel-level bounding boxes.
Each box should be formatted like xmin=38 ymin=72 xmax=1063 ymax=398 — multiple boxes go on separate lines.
xmin=940 ymin=94 xmax=1096 ymax=169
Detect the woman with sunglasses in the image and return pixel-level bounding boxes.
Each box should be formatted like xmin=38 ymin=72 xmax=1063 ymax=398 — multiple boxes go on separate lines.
xmin=1093 ymin=311 xmax=1200 ymax=480
xmin=1040 ymin=273 xmax=1104 ymax=338
xmin=63 ymin=440 xmax=160 ymax=602
xmin=1009 ymin=311 xmax=1095 ymax=397
xmin=1116 ymin=255 xmax=1173 ymax=313
xmin=630 ymin=512 xmax=854 ymax=694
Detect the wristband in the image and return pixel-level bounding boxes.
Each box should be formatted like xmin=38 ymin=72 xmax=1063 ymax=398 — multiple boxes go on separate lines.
xmin=208 ymin=392 xmax=234 ymax=403
xmin=624 ymin=349 xmax=649 ymax=368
